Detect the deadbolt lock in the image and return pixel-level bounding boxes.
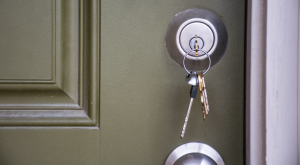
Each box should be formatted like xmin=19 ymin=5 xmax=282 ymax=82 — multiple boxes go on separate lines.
xmin=165 ymin=8 xmax=228 ymax=71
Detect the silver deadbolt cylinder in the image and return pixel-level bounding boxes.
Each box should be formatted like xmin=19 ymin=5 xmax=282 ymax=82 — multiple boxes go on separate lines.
xmin=165 ymin=8 xmax=228 ymax=71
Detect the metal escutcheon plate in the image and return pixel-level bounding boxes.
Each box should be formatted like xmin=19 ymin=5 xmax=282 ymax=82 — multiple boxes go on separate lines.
xmin=165 ymin=8 xmax=228 ymax=71
xmin=165 ymin=142 xmax=225 ymax=165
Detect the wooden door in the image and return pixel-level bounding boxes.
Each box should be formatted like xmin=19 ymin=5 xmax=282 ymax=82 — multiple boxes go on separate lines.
xmin=0 ymin=0 xmax=245 ymax=164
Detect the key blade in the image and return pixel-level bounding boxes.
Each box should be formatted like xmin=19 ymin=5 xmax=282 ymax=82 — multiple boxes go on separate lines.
xmin=181 ymin=98 xmax=194 ymax=138
xmin=202 ymin=77 xmax=210 ymax=114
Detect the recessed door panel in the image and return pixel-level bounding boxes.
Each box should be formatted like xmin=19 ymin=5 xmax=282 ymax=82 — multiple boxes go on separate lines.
xmin=0 ymin=0 xmax=244 ymax=164
xmin=0 ymin=0 xmax=99 ymax=126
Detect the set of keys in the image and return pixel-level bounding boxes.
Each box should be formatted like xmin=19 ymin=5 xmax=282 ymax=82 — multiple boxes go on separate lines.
xmin=198 ymin=72 xmax=209 ymax=120
xmin=180 ymin=71 xmax=210 ymax=138
xmin=180 ymin=35 xmax=211 ymax=138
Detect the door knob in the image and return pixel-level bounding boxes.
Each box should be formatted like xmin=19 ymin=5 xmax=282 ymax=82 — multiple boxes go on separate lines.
xmin=174 ymin=153 xmax=217 ymax=165
xmin=165 ymin=142 xmax=225 ymax=165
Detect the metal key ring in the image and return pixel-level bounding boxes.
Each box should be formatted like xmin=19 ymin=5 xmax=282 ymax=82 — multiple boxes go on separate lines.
xmin=183 ymin=48 xmax=211 ymax=75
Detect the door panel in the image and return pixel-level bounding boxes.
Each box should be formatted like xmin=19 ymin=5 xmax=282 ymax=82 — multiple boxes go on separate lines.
xmin=0 ymin=0 xmax=99 ymax=126
xmin=0 ymin=0 xmax=53 ymax=81
xmin=0 ymin=0 xmax=245 ymax=164
xmin=0 ymin=0 xmax=100 ymax=164
xmin=100 ymin=0 xmax=244 ymax=164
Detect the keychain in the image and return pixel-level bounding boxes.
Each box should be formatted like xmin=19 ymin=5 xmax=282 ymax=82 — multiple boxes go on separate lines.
xmin=181 ymin=35 xmax=211 ymax=138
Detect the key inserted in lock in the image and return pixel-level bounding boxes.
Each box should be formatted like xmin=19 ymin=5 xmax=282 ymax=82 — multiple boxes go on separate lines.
xmin=179 ymin=22 xmax=214 ymax=57
xmin=190 ymin=37 xmax=204 ymax=50
xmin=165 ymin=8 xmax=228 ymax=71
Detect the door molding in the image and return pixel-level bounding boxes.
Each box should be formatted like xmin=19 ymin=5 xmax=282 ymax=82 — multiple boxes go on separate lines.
xmin=246 ymin=0 xmax=266 ymax=164
xmin=246 ymin=0 xmax=299 ymax=164
xmin=0 ymin=0 xmax=99 ymax=126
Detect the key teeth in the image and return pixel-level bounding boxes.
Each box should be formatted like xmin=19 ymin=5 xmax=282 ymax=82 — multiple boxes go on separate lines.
xmin=181 ymin=130 xmax=185 ymax=138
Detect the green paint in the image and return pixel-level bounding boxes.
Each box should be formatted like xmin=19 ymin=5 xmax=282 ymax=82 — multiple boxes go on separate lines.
xmin=0 ymin=0 xmax=244 ymax=164
xmin=100 ymin=0 xmax=245 ymax=164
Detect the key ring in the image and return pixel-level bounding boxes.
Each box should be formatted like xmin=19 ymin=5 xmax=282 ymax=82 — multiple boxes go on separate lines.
xmin=183 ymin=48 xmax=211 ymax=75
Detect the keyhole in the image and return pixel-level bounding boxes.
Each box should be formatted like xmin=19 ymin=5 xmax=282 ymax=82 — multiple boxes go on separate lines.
xmin=189 ymin=37 xmax=204 ymax=49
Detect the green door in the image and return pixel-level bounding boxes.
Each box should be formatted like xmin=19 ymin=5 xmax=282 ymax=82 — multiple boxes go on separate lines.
xmin=0 ymin=0 xmax=245 ymax=164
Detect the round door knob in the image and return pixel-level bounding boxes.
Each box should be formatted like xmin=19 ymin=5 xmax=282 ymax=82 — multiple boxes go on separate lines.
xmin=174 ymin=153 xmax=217 ymax=165
xmin=165 ymin=142 xmax=225 ymax=165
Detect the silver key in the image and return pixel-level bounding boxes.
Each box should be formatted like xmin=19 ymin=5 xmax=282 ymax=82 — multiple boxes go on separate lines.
xmin=181 ymin=85 xmax=198 ymax=138
xmin=185 ymin=71 xmax=198 ymax=86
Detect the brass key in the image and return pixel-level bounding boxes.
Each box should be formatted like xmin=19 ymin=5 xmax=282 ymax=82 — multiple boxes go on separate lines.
xmin=202 ymin=76 xmax=209 ymax=114
xmin=198 ymin=72 xmax=206 ymax=121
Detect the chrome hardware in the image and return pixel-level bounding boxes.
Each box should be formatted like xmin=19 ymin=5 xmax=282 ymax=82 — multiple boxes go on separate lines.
xmin=165 ymin=142 xmax=225 ymax=165
xmin=165 ymin=8 xmax=228 ymax=71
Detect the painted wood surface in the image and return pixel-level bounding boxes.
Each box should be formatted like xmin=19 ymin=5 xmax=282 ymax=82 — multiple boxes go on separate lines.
xmin=266 ymin=0 xmax=299 ymax=164
xmin=246 ymin=0 xmax=266 ymax=164
xmin=247 ymin=0 xmax=300 ymax=164
xmin=0 ymin=0 xmax=245 ymax=164
xmin=0 ymin=0 xmax=99 ymax=126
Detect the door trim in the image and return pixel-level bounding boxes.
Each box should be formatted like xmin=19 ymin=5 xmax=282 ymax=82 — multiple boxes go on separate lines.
xmin=246 ymin=0 xmax=300 ymax=164
xmin=0 ymin=0 xmax=100 ymax=127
